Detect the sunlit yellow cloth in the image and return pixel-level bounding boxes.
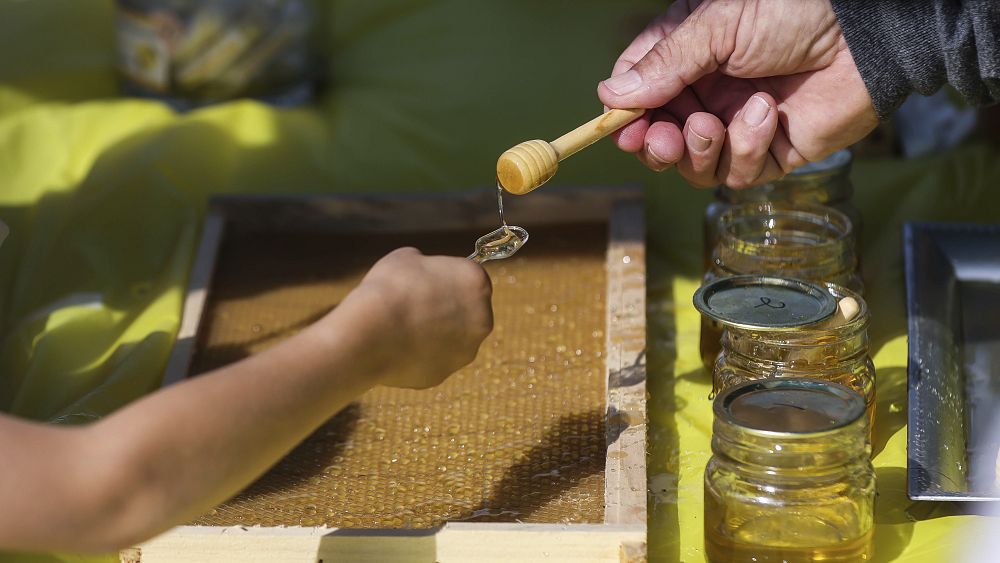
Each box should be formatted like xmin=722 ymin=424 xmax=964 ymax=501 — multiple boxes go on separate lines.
xmin=2 ymin=1 xmax=999 ymax=561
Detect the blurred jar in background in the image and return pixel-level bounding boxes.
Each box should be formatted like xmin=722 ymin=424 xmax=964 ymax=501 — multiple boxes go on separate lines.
xmin=115 ymin=0 xmax=316 ymax=109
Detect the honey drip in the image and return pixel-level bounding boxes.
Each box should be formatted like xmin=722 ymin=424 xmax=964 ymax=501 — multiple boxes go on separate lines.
xmin=467 ymin=182 xmax=529 ymax=264
xmin=498 ymin=179 xmax=508 ymax=229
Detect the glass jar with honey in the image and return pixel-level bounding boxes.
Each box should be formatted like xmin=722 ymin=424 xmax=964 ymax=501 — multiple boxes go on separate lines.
xmin=694 ymin=276 xmax=875 ymax=429
xmin=704 ymin=378 xmax=875 ymax=562
xmin=699 ymin=202 xmax=861 ymax=370
xmin=702 ymin=149 xmax=859 ymax=271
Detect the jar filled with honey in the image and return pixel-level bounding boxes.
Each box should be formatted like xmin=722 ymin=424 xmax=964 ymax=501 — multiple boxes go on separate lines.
xmin=699 ymin=202 xmax=861 ymax=369
xmin=702 ymin=149 xmax=859 ymax=271
xmin=693 ymin=276 xmax=875 ymax=429
xmin=704 ymin=378 xmax=875 ymax=562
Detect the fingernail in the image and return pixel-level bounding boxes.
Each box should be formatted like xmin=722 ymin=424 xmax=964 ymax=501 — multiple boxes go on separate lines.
xmin=603 ymin=70 xmax=643 ymax=96
xmin=647 ymin=144 xmax=673 ymax=166
xmin=686 ymin=128 xmax=711 ymax=152
xmin=742 ymin=95 xmax=770 ymax=127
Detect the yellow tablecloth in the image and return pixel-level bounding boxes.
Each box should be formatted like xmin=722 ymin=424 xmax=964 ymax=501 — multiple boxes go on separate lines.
xmin=2 ymin=1 xmax=999 ymax=561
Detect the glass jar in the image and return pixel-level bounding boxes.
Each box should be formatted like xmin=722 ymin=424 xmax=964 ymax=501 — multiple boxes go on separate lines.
xmin=700 ymin=202 xmax=861 ymax=370
xmin=711 ymin=281 xmax=875 ymax=431
xmin=704 ymin=378 xmax=875 ymax=562
xmin=703 ymin=149 xmax=860 ymax=271
xmin=115 ymin=0 xmax=316 ymax=109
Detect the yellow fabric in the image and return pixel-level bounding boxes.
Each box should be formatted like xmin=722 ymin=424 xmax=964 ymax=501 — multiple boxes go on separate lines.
xmin=1 ymin=0 xmax=998 ymax=561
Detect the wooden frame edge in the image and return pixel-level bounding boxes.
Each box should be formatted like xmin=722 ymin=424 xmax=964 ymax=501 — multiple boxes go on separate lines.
xmin=604 ymin=200 xmax=647 ymax=525
xmin=162 ymin=211 xmax=225 ymax=386
xmin=130 ymin=523 xmax=646 ymax=563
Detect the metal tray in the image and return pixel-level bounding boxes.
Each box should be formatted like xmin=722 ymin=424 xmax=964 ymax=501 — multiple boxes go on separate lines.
xmin=905 ymin=222 xmax=1000 ymax=501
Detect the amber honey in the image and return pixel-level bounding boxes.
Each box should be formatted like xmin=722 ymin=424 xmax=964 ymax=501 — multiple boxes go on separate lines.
xmin=705 ymin=517 xmax=873 ymax=562
xmin=714 ymin=283 xmax=875 ymax=433
xmin=705 ymin=379 xmax=875 ymax=563
xmin=695 ymin=278 xmax=875 ymax=438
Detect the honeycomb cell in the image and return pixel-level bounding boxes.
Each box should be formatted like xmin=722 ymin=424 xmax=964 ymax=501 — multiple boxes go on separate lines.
xmin=188 ymin=224 xmax=609 ymax=527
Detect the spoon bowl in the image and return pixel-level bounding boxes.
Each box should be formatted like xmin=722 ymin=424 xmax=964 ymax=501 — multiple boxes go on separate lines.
xmin=468 ymin=225 xmax=529 ymax=264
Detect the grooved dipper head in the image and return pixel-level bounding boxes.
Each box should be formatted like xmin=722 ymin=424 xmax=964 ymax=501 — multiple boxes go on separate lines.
xmin=496 ymin=139 xmax=559 ymax=195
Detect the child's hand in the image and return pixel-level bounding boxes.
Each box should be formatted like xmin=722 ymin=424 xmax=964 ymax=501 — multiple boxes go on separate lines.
xmin=333 ymin=247 xmax=494 ymax=389
xmin=0 ymin=248 xmax=492 ymax=553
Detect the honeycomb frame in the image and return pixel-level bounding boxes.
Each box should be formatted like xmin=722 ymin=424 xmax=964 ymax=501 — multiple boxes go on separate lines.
xmin=137 ymin=187 xmax=646 ymax=562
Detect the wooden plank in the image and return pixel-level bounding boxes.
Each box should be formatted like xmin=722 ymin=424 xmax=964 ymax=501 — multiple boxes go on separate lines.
xmin=162 ymin=212 xmax=225 ymax=386
xmin=619 ymin=541 xmax=648 ymax=563
xmin=212 ymin=186 xmax=634 ymax=235
xmin=130 ymin=523 xmax=646 ymax=563
xmin=604 ymin=200 xmax=647 ymax=525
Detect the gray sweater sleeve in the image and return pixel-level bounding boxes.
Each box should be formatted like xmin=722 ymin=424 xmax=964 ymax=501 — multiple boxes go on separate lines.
xmin=830 ymin=0 xmax=1000 ymax=120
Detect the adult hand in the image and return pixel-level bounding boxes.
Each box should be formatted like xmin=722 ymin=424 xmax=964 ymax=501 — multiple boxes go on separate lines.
xmin=598 ymin=0 xmax=878 ymax=188
xmin=336 ymin=247 xmax=494 ymax=389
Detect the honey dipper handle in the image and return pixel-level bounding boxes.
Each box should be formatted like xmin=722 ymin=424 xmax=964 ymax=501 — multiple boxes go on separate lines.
xmin=549 ymin=108 xmax=644 ymax=160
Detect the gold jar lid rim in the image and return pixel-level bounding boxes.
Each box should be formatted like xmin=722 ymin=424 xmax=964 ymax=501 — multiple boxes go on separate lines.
xmin=786 ymin=149 xmax=852 ymax=176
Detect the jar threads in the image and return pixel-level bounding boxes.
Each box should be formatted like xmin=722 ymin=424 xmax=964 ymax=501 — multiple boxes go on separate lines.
xmin=703 ymin=149 xmax=860 ymax=271
xmin=713 ymin=282 xmax=876 ymax=433
xmin=693 ymin=276 xmax=876 ymax=437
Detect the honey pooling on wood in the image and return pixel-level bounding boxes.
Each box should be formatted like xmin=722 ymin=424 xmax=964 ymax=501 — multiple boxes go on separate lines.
xmin=188 ymin=224 xmax=608 ymax=527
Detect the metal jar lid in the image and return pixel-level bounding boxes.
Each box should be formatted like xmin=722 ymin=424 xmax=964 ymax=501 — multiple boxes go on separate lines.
xmin=693 ymin=275 xmax=836 ymax=330
xmin=715 ymin=378 xmax=866 ymax=434
xmin=788 ymin=149 xmax=852 ymax=176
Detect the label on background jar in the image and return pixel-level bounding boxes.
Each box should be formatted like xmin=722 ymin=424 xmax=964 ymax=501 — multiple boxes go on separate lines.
xmin=116 ymin=9 xmax=180 ymax=92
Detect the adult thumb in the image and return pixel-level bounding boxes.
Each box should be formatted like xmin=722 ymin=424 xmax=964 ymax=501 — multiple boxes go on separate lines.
xmin=598 ymin=20 xmax=720 ymax=110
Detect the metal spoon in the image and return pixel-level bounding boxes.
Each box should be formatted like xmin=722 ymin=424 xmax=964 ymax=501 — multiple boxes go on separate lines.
xmin=467 ymin=225 xmax=529 ymax=264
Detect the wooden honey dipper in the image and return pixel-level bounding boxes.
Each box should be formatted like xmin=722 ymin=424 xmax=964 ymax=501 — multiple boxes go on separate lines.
xmin=821 ymin=296 xmax=860 ymax=329
xmin=497 ymin=108 xmax=645 ymax=195
xmin=791 ymin=296 xmax=861 ymax=363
